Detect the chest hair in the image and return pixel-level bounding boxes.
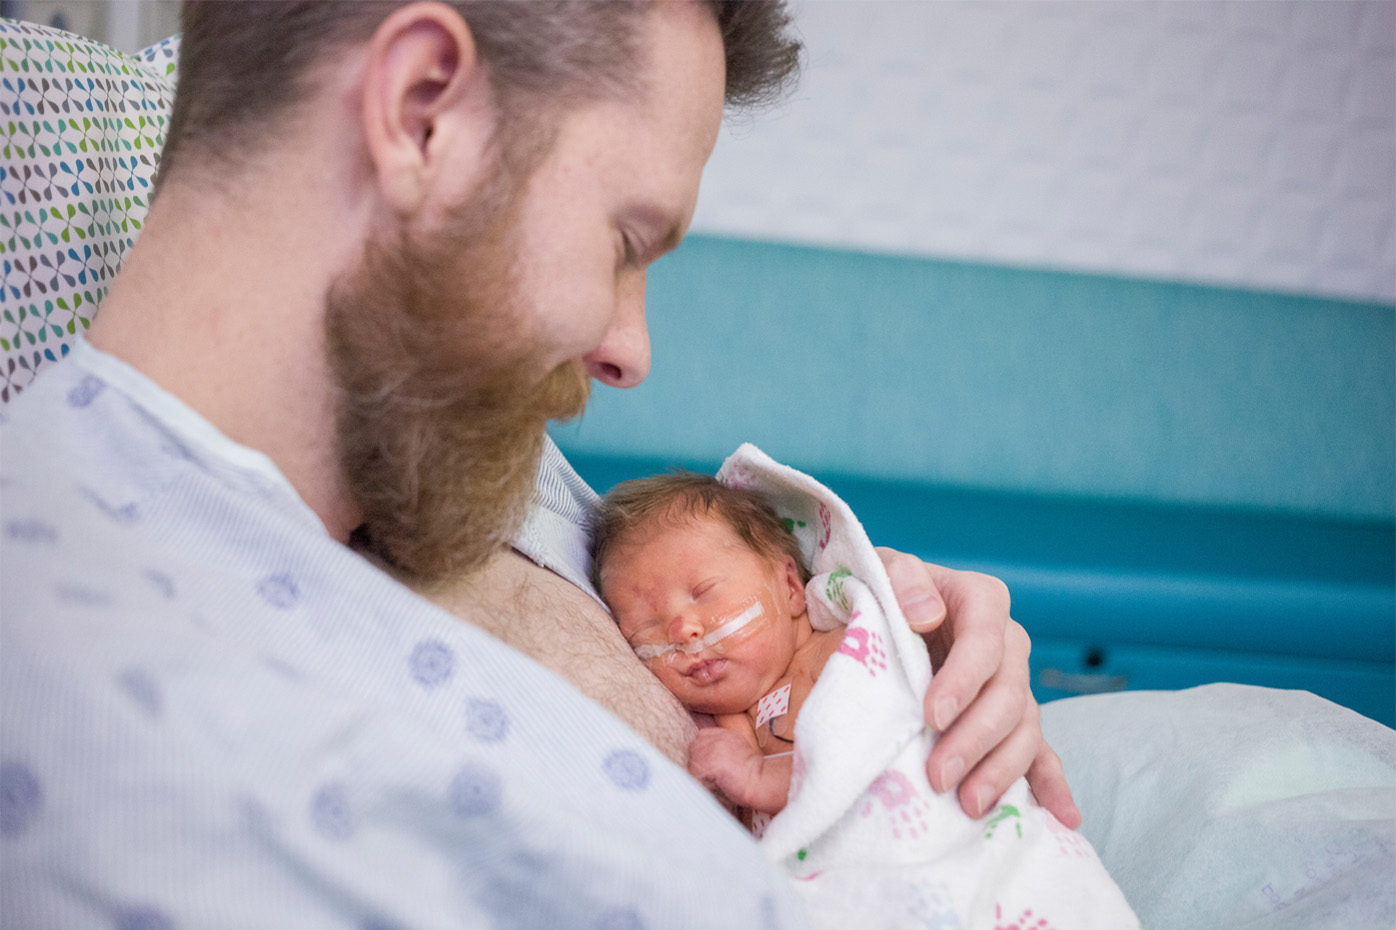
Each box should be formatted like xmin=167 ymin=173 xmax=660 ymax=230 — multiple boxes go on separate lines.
xmin=420 ymin=549 xmax=697 ymax=766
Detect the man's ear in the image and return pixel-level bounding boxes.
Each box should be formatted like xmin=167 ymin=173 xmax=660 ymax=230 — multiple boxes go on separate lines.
xmin=360 ymin=2 xmax=493 ymax=216
xmin=781 ymin=555 xmax=807 ymax=616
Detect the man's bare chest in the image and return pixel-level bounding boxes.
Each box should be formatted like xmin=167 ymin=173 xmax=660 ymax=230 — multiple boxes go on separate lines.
xmin=421 ymin=549 xmax=697 ymax=765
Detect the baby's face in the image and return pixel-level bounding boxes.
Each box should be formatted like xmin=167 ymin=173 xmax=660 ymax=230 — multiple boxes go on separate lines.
xmin=599 ymin=513 xmax=806 ymax=716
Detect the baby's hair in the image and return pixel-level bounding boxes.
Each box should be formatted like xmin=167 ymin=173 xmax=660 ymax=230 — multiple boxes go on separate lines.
xmin=589 ymin=472 xmax=810 ymax=596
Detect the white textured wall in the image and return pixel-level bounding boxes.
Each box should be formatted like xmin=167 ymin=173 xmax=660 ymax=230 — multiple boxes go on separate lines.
xmin=8 ymin=1 xmax=182 ymax=54
xmin=692 ymin=0 xmax=1395 ymax=304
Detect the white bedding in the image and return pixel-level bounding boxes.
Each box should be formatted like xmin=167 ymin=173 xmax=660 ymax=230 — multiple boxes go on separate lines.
xmin=1042 ymin=684 xmax=1395 ymax=929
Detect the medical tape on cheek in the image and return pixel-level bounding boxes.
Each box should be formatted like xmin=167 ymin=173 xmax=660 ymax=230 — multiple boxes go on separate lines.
xmin=631 ymin=596 xmax=771 ymax=665
xmin=689 ymin=598 xmax=766 ymax=653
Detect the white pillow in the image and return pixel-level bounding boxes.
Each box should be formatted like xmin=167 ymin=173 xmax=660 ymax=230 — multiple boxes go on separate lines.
xmin=1043 ymin=683 xmax=1395 ymax=930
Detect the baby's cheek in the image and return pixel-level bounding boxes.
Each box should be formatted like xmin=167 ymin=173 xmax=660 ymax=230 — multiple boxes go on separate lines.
xmin=733 ymin=636 xmax=788 ymax=682
xmin=654 ymin=666 xmax=687 ymax=694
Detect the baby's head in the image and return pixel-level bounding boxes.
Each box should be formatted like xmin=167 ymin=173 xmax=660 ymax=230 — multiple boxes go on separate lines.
xmin=590 ymin=473 xmax=812 ymax=715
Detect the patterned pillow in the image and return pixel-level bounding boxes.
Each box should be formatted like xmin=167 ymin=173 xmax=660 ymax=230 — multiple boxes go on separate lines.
xmin=0 ymin=20 xmax=180 ymax=402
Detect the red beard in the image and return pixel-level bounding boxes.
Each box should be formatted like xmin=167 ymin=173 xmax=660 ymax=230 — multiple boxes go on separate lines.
xmin=326 ymin=156 xmax=589 ymax=583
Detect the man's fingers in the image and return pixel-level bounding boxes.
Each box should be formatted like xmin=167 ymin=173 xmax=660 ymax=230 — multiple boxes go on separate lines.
xmin=940 ymin=696 xmax=1041 ymax=818
xmin=921 ymin=581 xmax=1017 ymax=732
xmin=1026 ymin=742 xmax=1081 ymax=829
xmin=876 ymin=546 xmax=947 ymax=634
xmin=925 ymin=653 xmax=1026 ymax=797
xmin=876 ymin=552 xmax=1076 ymax=824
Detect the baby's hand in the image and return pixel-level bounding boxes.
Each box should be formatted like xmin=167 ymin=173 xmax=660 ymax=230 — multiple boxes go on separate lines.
xmin=688 ymin=727 xmax=789 ymax=813
xmin=688 ymin=727 xmax=760 ymax=794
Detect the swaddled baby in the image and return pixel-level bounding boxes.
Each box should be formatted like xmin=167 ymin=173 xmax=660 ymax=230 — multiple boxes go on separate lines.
xmin=591 ymin=466 xmax=1140 ymax=930
xmin=590 ymin=471 xmax=836 ymax=823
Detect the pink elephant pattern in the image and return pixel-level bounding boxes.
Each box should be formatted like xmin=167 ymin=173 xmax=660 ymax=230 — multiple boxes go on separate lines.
xmin=838 ymin=622 xmax=888 ymax=677
xmin=993 ymin=906 xmax=1060 ymax=930
xmin=860 ymin=770 xmax=931 ymax=841
xmin=1044 ymin=810 xmax=1093 ymax=858
xmin=817 ymin=502 xmax=832 ymax=550
xmin=722 ymin=461 xmax=756 ymax=489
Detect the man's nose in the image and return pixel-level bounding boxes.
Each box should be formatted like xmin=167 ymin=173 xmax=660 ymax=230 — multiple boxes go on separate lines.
xmin=583 ymin=270 xmax=651 ymax=389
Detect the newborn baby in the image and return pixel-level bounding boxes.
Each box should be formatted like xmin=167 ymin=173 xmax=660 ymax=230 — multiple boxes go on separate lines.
xmin=590 ymin=471 xmax=833 ymax=821
xmin=590 ymin=453 xmax=1140 ymax=930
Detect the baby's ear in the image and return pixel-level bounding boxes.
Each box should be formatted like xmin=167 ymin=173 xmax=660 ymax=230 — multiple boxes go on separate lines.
xmin=781 ymin=555 xmax=806 ymax=615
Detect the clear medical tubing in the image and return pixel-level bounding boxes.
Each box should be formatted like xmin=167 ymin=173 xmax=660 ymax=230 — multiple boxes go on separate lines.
xmin=631 ymin=595 xmax=773 ymax=666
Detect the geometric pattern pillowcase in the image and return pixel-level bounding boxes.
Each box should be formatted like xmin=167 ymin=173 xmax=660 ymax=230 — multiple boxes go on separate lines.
xmin=0 ymin=19 xmax=179 ymax=402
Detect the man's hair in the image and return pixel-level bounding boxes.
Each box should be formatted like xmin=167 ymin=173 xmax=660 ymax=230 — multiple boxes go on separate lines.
xmin=589 ymin=471 xmax=810 ymax=596
xmin=160 ymin=0 xmax=801 ymax=184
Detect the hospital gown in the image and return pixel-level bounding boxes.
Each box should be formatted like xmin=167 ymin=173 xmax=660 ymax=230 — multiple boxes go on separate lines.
xmin=0 ymin=340 xmax=810 ymax=930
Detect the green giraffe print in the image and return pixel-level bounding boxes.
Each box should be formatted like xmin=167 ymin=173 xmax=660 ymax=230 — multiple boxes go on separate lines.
xmin=825 ymin=568 xmax=853 ymax=612
xmin=983 ymin=804 xmax=1022 ymax=840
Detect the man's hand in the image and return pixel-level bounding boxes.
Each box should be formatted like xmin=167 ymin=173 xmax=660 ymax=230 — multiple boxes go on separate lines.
xmin=877 ymin=548 xmax=1081 ymax=828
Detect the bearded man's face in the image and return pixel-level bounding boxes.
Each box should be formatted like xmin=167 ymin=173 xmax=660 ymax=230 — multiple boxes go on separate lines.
xmin=324 ymin=1 xmax=727 ymax=583
xmin=326 ymin=149 xmax=589 ymax=583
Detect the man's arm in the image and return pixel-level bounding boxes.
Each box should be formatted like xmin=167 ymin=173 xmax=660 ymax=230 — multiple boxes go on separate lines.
xmin=878 ymin=549 xmax=1081 ymax=828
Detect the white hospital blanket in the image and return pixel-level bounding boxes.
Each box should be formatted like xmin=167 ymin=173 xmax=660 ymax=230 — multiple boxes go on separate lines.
xmin=716 ymin=444 xmax=1140 ymax=930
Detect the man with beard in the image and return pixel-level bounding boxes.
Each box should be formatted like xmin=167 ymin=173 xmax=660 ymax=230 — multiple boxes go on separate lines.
xmin=0 ymin=2 xmax=1073 ymax=926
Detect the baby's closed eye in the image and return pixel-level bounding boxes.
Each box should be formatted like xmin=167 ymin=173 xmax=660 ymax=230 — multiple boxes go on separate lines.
xmin=624 ymin=620 xmax=661 ymax=645
xmin=693 ymin=578 xmax=723 ymax=599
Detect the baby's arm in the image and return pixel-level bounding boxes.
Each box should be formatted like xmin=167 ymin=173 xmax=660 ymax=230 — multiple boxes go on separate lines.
xmin=687 ymin=715 xmax=792 ymax=814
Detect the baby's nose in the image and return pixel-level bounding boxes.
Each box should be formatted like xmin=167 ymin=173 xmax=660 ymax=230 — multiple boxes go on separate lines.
xmin=667 ymin=611 xmax=706 ymax=643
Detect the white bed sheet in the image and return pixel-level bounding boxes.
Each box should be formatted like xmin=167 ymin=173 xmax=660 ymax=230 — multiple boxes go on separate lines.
xmin=1041 ymin=683 xmax=1394 ymax=929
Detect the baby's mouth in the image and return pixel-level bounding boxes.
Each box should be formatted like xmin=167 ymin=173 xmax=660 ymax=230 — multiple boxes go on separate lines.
xmin=685 ymin=658 xmax=728 ymax=684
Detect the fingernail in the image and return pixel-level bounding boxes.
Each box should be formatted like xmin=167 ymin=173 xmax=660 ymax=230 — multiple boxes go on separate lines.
xmin=933 ymin=696 xmax=958 ymax=731
xmin=902 ymin=589 xmax=935 ymax=609
xmin=971 ymin=785 xmax=995 ymax=818
xmin=938 ymin=756 xmax=964 ymax=792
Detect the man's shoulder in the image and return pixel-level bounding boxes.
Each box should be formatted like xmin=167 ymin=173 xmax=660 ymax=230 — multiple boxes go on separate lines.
xmin=0 ymin=344 xmax=185 ymax=495
xmin=1 ymin=354 xmax=146 ymax=589
xmin=1 ymin=351 xmax=102 ymax=464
